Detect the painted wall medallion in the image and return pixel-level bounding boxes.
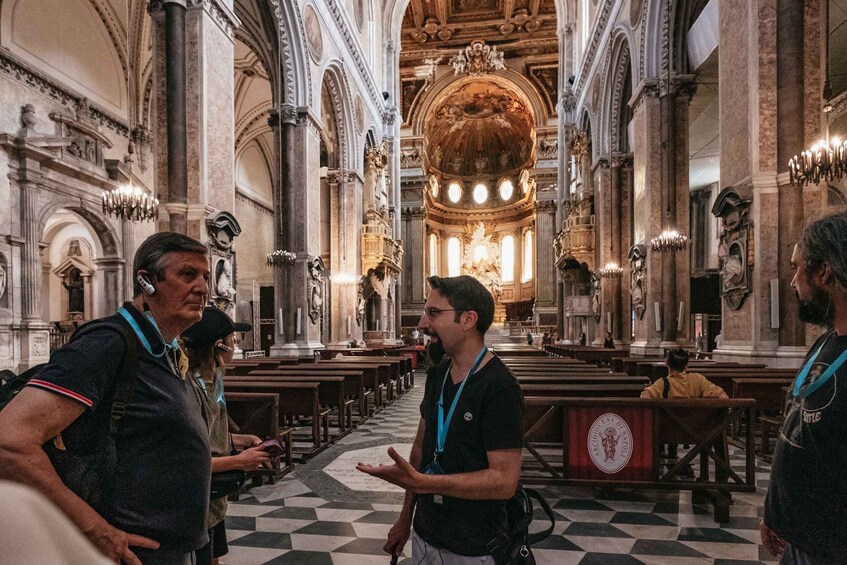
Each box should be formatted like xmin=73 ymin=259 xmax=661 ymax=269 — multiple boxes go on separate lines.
xmin=305 ymin=4 xmax=323 ymax=63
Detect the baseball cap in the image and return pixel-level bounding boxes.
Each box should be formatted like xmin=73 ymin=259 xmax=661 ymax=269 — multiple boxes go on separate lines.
xmin=182 ymin=306 xmax=252 ymax=346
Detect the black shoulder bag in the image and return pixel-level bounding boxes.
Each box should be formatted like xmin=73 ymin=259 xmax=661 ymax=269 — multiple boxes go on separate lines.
xmin=490 ymin=487 xmax=556 ymax=565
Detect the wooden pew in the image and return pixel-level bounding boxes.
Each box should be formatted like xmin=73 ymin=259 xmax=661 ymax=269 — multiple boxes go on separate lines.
xmin=519 ymin=383 xmax=645 ymax=397
xmin=229 ymin=374 xmax=353 ymax=435
xmin=242 ymin=368 xmax=368 ymax=423
xmin=318 ymin=359 xmax=401 ymax=402
xmin=521 ymin=397 xmax=756 ymax=522
xmin=223 ymin=381 xmax=328 ymax=461
xmin=225 ymin=392 xmax=294 ymax=482
xmin=516 ymin=375 xmax=649 ymax=386
xmin=731 ymin=377 xmax=792 ymax=456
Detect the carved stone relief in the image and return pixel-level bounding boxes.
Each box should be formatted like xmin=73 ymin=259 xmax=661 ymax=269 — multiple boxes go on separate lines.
xmin=538 ymin=137 xmax=558 ymax=160
xmin=400 ymin=77 xmax=427 ymax=126
xmin=354 ymin=95 xmax=365 ymax=133
xmin=712 ymin=188 xmax=753 ymax=310
xmin=628 ymin=243 xmax=647 ymax=320
xmin=0 ymin=253 xmax=7 ymax=308
xmin=308 ymin=256 xmax=325 ymax=324
xmin=207 ymin=211 xmax=242 ymax=316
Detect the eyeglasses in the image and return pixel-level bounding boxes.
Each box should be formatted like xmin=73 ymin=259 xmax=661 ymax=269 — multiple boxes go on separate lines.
xmin=422 ymin=307 xmax=464 ymax=318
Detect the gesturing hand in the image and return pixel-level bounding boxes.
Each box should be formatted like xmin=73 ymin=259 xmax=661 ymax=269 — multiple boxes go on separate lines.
xmin=85 ymin=521 xmax=159 ymax=565
xmin=356 ymin=447 xmax=422 ymax=492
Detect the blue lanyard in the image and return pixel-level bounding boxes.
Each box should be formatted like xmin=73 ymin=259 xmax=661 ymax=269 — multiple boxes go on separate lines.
xmin=435 ymin=346 xmax=488 ymax=459
xmin=118 ymin=306 xmax=180 ymax=360
xmin=793 ymin=332 xmax=847 ymax=398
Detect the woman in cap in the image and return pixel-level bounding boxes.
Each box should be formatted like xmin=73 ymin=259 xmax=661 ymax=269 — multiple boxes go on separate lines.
xmin=182 ymin=307 xmax=271 ymax=565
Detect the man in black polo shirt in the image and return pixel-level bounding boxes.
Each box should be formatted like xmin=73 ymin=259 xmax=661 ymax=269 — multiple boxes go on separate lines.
xmin=761 ymin=212 xmax=847 ymax=564
xmin=357 ymin=275 xmax=524 ymax=564
xmin=0 ymin=232 xmax=212 ymax=565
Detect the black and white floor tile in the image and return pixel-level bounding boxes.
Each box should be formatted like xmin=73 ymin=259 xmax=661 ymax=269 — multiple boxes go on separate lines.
xmin=221 ymin=375 xmax=777 ymax=565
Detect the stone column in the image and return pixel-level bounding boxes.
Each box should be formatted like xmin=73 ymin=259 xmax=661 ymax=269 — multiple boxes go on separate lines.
xmin=17 ymin=171 xmax=49 ymax=369
xmin=95 ymin=257 xmax=123 ymax=314
xmin=121 ymin=220 xmax=134 ymax=300
xmin=535 ymin=200 xmax=557 ymax=309
xmin=629 ymin=80 xmax=663 ymax=355
xmin=151 ymin=0 xmax=238 ymax=237
xmin=402 ymin=206 xmax=425 ymax=309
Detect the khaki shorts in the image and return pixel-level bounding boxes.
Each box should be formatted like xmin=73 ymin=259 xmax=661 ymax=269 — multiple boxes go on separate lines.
xmin=411 ymin=530 xmax=496 ymax=565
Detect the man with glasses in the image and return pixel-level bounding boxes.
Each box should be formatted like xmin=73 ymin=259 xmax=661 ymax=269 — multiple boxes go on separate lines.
xmin=357 ymin=275 xmax=524 ymax=564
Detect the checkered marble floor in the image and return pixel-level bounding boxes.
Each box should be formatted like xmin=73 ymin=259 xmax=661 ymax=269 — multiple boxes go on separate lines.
xmin=221 ymin=374 xmax=778 ymax=565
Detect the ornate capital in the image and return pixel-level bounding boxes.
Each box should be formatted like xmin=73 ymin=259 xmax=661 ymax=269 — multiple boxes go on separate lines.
xmin=402 ymin=206 xmax=425 ymax=218
xmin=559 ymin=89 xmax=578 ymax=113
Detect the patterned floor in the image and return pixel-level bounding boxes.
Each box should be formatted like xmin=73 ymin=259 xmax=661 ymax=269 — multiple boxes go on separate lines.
xmin=220 ymin=374 xmax=778 ymax=565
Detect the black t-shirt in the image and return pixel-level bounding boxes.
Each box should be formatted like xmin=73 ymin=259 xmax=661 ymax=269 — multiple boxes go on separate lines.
xmin=764 ymin=330 xmax=847 ymax=561
xmin=414 ymin=354 xmax=525 ymax=556
xmin=27 ymin=304 xmax=211 ymax=556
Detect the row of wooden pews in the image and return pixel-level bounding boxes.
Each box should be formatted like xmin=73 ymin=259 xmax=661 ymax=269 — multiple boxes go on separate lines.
xmin=495 ymin=349 xmax=759 ymax=522
xmin=223 ymin=351 xmax=415 ymax=466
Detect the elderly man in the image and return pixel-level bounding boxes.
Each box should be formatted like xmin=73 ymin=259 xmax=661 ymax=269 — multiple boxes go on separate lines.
xmin=761 ymin=211 xmax=847 ymax=564
xmin=0 ymin=232 xmax=212 ymax=565
xmin=357 ymin=275 xmax=524 ymax=564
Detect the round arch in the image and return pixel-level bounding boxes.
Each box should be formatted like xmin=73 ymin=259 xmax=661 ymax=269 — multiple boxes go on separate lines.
xmin=267 ymin=0 xmax=312 ymax=106
xmin=319 ymin=61 xmax=358 ymax=173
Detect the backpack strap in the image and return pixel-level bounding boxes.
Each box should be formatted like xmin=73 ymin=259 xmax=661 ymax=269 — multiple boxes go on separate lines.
xmin=662 ymin=375 xmax=670 ymax=399
xmin=66 ymin=317 xmax=139 ymax=435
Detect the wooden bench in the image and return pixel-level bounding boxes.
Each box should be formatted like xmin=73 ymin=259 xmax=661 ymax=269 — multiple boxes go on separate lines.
xmin=731 ymin=378 xmax=792 ymax=456
xmin=318 ymin=359 xmax=401 ymax=402
xmin=521 ymin=397 xmax=756 ymax=522
xmin=229 ymin=374 xmax=353 ymax=437
xmin=223 ymin=381 xmax=329 ymax=461
xmin=225 ymin=392 xmax=294 ymax=483
xmin=516 ymin=375 xmax=649 ymax=386
xmin=519 ymin=383 xmax=645 ymax=397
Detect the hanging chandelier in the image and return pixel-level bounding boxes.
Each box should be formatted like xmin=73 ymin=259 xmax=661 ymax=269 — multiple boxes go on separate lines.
xmin=651 ymin=229 xmax=689 ymax=253
xmin=598 ymin=262 xmax=624 ymax=278
xmin=788 ymin=135 xmax=847 ymax=186
xmin=101 ymin=184 xmax=158 ymax=222
xmin=266 ymin=250 xmax=296 ymax=268
xmin=449 ymin=40 xmax=506 ymax=77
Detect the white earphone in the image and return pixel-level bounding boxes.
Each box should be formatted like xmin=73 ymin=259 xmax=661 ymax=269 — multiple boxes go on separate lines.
xmin=137 ymin=273 xmax=156 ymax=296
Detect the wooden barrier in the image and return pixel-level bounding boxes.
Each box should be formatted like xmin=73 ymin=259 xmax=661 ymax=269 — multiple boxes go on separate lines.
xmin=225 ymin=392 xmax=294 ymax=480
xmin=521 ymin=397 xmax=756 ymax=522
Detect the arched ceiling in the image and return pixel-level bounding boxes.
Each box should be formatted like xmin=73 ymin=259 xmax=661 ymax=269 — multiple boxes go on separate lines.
xmin=425 ymin=80 xmax=535 ymax=178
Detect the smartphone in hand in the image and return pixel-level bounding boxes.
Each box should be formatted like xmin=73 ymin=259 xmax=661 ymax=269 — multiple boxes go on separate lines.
xmin=259 ymin=438 xmax=284 ymax=457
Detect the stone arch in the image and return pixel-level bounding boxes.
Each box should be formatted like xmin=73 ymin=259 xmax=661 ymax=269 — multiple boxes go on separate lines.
xmin=0 ymin=0 xmax=129 ymax=117
xmin=410 ymin=71 xmax=548 ymax=138
xmin=603 ymin=31 xmax=635 ymax=156
xmin=641 ymin=0 xmax=710 ymax=81
xmin=36 ymin=200 xmax=120 ymax=259
xmin=267 ymin=0 xmax=312 ymax=106
xmin=320 ymin=62 xmax=357 ymax=174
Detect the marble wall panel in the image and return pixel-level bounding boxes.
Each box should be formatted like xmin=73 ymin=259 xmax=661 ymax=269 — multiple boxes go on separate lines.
xmin=719 ymin=0 xmax=751 ymax=186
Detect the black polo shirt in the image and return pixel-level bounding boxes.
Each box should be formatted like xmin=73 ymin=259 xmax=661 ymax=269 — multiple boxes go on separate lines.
xmin=414 ymin=355 xmax=525 ymax=556
xmin=28 ymin=303 xmax=211 ymax=556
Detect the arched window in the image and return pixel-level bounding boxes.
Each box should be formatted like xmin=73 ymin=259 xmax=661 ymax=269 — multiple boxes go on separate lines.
xmin=429 ymin=233 xmax=438 ymax=276
xmin=522 ymin=230 xmax=533 ymax=282
xmin=501 ymin=235 xmax=514 ymax=283
xmin=448 ymin=237 xmax=461 ymax=277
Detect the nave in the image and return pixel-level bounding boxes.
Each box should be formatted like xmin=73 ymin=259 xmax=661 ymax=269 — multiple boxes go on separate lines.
xmin=219 ymin=373 xmax=776 ymax=565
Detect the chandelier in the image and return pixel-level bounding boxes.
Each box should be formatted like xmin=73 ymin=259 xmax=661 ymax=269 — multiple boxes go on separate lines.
xmin=449 ymin=40 xmax=505 ymax=77
xmin=101 ymin=184 xmax=158 ymax=222
xmin=788 ymin=136 xmax=846 ymax=186
xmin=266 ymin=250 xmax=296 ymax=268
xmin=598 ymin=262 xmax=624 ymax=278
xmin=651 ymin=229 xmax=689 ymax=253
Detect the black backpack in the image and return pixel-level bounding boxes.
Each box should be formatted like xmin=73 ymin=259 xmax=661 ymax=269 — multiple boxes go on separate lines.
xmin=490 ymin=487 xmax=556 ymax=565
xmin=0 ymin=317 xmax=139 ymax=515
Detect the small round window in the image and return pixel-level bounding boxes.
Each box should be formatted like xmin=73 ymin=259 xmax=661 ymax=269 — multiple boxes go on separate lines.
xmin=499 ymin=178 xmax=514 ymax=200
xmin=473 ymin=183 xmax=488 ymax=204
xmin=447 ymin=181 xmax=462 ymax=203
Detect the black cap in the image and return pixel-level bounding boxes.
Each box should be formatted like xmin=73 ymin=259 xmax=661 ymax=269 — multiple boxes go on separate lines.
xmin=182 ymin=306 xmax=252 ymax=346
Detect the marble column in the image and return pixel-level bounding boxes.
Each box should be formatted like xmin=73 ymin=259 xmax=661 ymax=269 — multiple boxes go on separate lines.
xmin=16 ymin=171 xmax=49 ymax=369
xmin=402 ymin=206 xmax=425 ymax=309
xmin=629 ymin=80 xmax=663 ymax=355
xmin=270 ymin=105 xmax=324 ymax=355
xmin=535 ymin=200 xmax=557 ymax=309
xmin=121 ymin=220 xmax=134 ymax=300
xmin=95 ymin=257 xmax=123 ymax=314
xmin=151 ymin=0 xmax=239 ymax=237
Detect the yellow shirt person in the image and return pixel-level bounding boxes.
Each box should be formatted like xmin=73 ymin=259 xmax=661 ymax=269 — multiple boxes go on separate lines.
xmin=641 ymin=348 xmax=729 ymax=399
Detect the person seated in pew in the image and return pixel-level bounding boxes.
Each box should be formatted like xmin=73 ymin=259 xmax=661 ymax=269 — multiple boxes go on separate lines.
xmin=181 ymin=307 xmax=271 ymax=565
xmin=640 ymin=348 xmax=728 ymax=400
xmin=603 ymin=332 xmax=615 ymax=349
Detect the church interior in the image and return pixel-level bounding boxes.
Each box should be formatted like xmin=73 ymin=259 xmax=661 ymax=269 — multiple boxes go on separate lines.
xmin=1 ymin=0 xmax=845 ymax=563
